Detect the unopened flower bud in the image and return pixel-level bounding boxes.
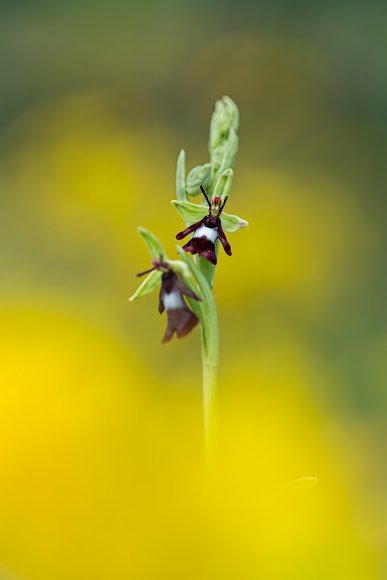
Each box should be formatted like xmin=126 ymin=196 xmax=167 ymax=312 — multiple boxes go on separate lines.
xmin=210 ymin=127 xmax=239 ymax=173
xmin=186 ymin=163 xmax=212 ymax=196
xmin=209 ymin=96 xmax=239 ymax=150
xmin=213 ymin=168 xmax=233 ymax=201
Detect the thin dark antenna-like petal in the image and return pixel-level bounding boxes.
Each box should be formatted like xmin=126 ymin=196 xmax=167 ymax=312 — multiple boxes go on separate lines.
xmin=200 ymin=184 xmax=212 ymax=208
xmin=136 ymin=266 xmax=157 ymax=277
xmin=218 ymin=196 xmax=228 ymax=215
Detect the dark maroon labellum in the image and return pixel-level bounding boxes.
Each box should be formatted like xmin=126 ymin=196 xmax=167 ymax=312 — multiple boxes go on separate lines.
xmin=176 ymin=185 xmax=232 ymax=265
xmin=137 ymin=259 xmax=201 ymax=343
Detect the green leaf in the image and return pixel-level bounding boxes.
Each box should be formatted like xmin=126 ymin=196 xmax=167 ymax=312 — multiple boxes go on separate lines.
xmin=186 ymin=163 xmax=212 ymax=196
xmin=171 ymin=200 xmax=248 ymax=233
xmin=138 ymin=226 xmax=167 ymax=259
xmin=129 ymin=269 xmax=162 ymax=302
xmin=175 ymin=149 xmax=187 ymax=202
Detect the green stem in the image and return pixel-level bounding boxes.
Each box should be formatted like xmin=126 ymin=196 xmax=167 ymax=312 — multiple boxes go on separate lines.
xmin=175 ymin=96 xmax=240 ymax=474
xmin=177 ymin=247 xmax=219 ymax=469
xmin=201 ymin=322 xmax=219 ymax=472
xmin=196 ymin=250 xmax=219 ymax=469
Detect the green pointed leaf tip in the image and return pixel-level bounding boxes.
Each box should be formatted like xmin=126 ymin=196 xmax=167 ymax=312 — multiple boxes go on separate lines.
xmin=138 ymin=226 xmax=167 ymax=259
xmin=176 ymin=149 xmax=187 ymax=202
xmin=209 ymin=96 xmax=239 ymax=150
xmin=186 ymin=163 xmax=212 ymax=196
xmin=129 ymin=269 xmax=162 ymax=302
xmin=171 ymin=200 xmax=248 ymax=233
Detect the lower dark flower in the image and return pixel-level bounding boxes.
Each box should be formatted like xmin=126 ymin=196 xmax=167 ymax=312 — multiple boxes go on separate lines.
xmin=136 ymin=259 xmax=202 ymax=343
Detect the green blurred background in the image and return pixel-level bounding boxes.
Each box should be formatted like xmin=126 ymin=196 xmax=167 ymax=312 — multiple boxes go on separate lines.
xmin=1 ymin=1 xmax=386 ymax=579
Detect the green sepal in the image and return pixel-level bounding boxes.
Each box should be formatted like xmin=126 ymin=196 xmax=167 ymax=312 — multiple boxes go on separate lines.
xmin=186 ymin=163 xmax=212 ymax=196
xmin=129 ymin=269 xmax=162 ymax=302
xmin=138 ymin=226 xmax=167 ymax=259
xmin=220 ymin=212 xmax=249 ymax=232
xmin=171 ymin=200 xmax=248 ymax=233
xmin=171 ymin=200 xmax=207 ymax=224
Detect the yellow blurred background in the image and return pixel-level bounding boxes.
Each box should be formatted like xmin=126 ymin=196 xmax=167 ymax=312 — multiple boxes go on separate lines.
xmin=1 ymin=1 xmax=386 ymax=578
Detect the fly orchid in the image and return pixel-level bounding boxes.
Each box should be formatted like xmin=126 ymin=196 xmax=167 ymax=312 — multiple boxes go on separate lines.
xmin=131 ymin=97 xmax=247 ymax=460
xmin=136 ymin=257 xmax=202 ymax=343
xmin=175 ymin=185 xmax=232 ymax=265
